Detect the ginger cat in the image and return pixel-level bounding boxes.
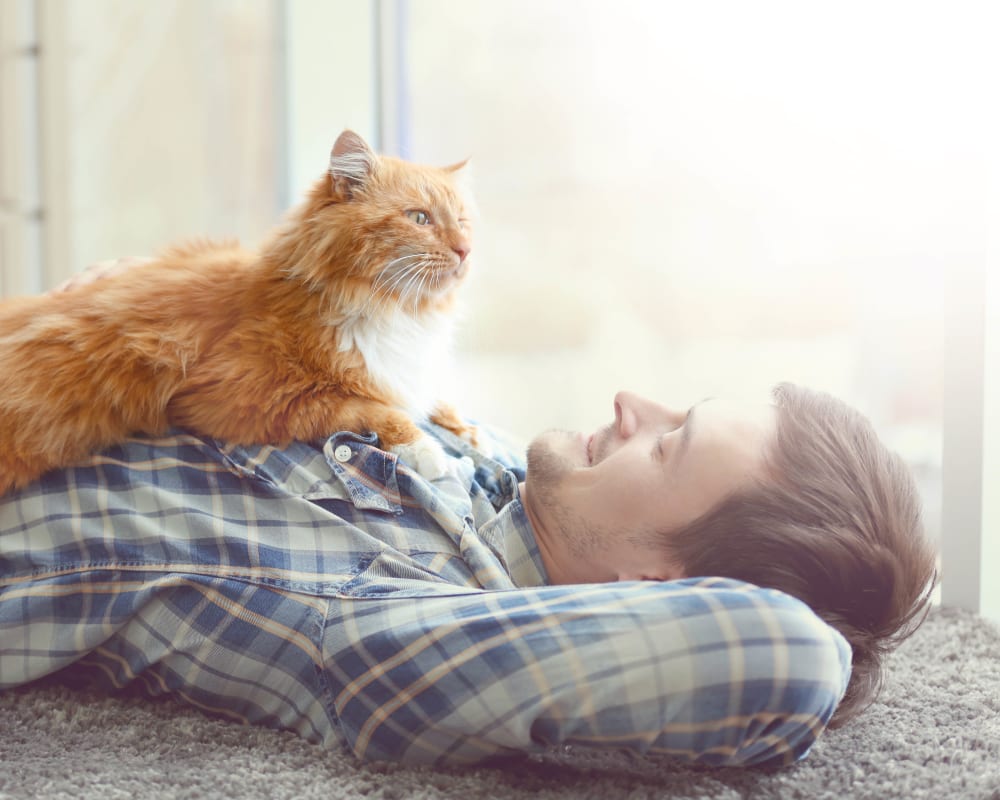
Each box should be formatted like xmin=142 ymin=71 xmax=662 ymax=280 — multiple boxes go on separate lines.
xmin=0 ymin=130 xmax=476 ymax=495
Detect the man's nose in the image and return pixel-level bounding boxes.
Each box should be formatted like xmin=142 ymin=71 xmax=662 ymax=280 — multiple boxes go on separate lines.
xmin=614 ymin=391 xmax=686 ymax=437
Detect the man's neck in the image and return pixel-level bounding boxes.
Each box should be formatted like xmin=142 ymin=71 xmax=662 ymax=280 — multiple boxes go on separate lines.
xmin=518 ymin=480 xmax=574 ymax=585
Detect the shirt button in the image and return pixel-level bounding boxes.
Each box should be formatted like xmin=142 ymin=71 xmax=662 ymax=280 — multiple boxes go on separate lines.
xmin=334 ymin=444 xmax=353 ymax=462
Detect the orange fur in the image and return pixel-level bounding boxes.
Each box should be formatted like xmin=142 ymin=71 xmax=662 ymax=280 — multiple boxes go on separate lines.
xmin=0 ymin=131 xmax=476 ymax=495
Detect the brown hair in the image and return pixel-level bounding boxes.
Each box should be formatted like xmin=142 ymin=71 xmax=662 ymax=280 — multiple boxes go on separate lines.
xmin=663 ymin=383 xmax=938 ymax=726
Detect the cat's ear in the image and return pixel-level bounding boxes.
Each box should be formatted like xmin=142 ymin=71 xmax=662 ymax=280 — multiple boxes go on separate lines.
xmin=444 ymin=158 xmax=473 ymax=199
xmin=444 ymin=158 xmax=471 ymax=176
xmin=329 ymin=130 xmax=377 ymax=200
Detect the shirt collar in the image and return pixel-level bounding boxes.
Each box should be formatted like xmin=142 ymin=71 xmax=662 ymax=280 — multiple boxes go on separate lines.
xmin=423 ymin=422 xmax=548 ymax=586
xmin=478 ymin=488 xmax=548 ymax=588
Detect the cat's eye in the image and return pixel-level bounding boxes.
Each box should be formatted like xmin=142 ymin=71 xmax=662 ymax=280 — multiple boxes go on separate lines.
xmin=406 ymin=210 xmax=431 ymax=226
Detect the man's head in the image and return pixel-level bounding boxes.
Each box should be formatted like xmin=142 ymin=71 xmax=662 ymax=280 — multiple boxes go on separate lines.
xmin=520 ymin=391 xmax=777 ymax=583
xmin=520 ymin=383 xmax=937 ymax=726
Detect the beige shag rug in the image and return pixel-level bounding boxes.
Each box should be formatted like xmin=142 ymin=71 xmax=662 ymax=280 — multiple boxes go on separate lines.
xmin=2 ymin=606 xmax=998 ymax=800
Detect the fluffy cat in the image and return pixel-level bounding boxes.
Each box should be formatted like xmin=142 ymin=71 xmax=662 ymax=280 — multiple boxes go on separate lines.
xmin=0 ymin=130 xmax=476 ymax=495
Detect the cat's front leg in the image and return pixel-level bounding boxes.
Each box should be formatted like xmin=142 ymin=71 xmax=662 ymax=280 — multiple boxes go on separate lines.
xmin=248 ymin=392 xmax=452 ymax=482
xmin=341 ymin=403 xmax=451 ymax=482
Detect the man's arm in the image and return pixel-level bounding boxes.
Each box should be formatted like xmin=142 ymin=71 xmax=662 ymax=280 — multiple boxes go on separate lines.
xmin=322 ymin=577 xmax=851 ymax=767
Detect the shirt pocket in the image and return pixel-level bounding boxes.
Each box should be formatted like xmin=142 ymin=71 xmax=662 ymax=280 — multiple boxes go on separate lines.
xmin=336 ymin=549 xmax=483 ymax=599
xmin=214 ymin=434 xmax=402 ymax=514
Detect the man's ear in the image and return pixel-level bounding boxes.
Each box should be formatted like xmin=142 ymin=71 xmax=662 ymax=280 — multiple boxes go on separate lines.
xmin=328 ymin=130 xmax=377 ymax=200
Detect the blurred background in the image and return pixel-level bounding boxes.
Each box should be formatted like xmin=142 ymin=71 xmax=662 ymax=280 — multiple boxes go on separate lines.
xmin=1 ymin=0 xmax=998 ymax=582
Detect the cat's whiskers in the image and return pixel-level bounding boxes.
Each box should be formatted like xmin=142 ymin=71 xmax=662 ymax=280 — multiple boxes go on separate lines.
xmin=363 ymin=258 xmax=418 ymax=316
xmin=409 ymin=270 xmax=433 ymax=314
xmin=374 ymin=255 xmax=431 ymax=300
xmin=369 ymin=254 xmax=436 ymax=316
xmin=383 ymin=260 xmax=427 ymax=296
xmin=410 ymin=261 xmax=442 ymax=313
xmin=371 ymin=264 xmax=422 ymax=311
xmin=373 ymin=254 xmax=423 ymax=294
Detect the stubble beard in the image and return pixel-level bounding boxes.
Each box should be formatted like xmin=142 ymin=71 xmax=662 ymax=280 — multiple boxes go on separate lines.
xmin=525 ymin=431 xmax=603 ymax=558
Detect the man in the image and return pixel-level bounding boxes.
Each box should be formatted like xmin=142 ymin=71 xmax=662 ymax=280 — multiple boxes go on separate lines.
xmin=0 ymin=384 xmax=936 ymax=767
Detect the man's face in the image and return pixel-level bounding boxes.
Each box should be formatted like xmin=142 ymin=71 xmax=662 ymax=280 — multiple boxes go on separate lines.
xmin=521 ymin=391 xmax=777 ymax=583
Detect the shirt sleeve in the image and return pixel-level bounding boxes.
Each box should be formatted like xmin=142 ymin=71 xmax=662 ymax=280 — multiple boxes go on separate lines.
xmin=322 ymin=576 xmax=852 ymax=767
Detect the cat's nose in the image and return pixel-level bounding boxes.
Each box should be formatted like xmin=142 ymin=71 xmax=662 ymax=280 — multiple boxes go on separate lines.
xmin=452 ymin=240 xmax=471 ymax=263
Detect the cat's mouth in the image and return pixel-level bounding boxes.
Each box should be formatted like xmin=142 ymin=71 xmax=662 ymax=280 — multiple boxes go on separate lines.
xmin=375 ymin=254 xmax=470 ymax=303
xmin=450 ymin=259 xmax=471 ymax=280
xmin=431 ymin=259 xmax=471 ymax=289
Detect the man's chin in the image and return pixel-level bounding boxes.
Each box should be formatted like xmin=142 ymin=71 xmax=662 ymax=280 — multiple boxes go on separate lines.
xmin=525 ymin=431 xmax=581 ymax=489
xmin=529 ymin=430 xmax=583 ymax=462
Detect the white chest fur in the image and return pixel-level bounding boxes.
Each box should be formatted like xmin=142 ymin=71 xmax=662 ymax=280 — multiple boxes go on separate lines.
xmin=336 ymin=308 xmax=455 ymax=420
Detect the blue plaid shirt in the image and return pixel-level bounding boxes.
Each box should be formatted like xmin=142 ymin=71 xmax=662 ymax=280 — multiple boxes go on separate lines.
xmin=0 ymin=424 xmax=850 ymax=766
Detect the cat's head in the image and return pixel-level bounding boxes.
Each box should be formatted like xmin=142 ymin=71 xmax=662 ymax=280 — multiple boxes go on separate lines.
xmin=279 ymin=130 xmax=474 ymax=318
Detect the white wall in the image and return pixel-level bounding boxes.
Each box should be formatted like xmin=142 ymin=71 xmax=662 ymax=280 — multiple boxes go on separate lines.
xmin=403 ymin=2 xmax=985 ymax=421
xmin=0 ymin=0 xmax=43 ymax=295
xmin=941 ymin=256 xmax=997 ymax=621
xmin=24 ymin=0 xmax=284 ymax=289
xmin=938 ymin=26 xmax=999 ymax=623
xmin=397 ymin=1 xmax=997 ymax=558
xmin=283 ymin=0 xmax=380 ymax=204
xmin=983 ymin=262 xmax=999 ymax=623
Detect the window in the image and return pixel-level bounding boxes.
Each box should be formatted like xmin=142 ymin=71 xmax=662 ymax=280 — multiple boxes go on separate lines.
xmin=395 ymin=2 xmax=993 ymax=560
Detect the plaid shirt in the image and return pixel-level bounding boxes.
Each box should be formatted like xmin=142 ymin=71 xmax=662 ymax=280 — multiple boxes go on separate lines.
xmin=0 ymin=424 xmax=850 ymax=766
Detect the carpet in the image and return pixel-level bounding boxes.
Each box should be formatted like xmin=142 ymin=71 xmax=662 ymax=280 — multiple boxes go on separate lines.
xmin=1 ymin=606 xmax=998 ymax=800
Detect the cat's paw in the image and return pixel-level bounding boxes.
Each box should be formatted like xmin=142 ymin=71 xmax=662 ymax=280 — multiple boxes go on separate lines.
xmin=457 ymin=423 xmax=479 ymax=448
xmin=429 ymin=403 xmax=479 ymax=447
xmin=391 ymin=435 xmax=450 ymax=481
xmin=471 ymin=430 xmax=497 ymax=459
